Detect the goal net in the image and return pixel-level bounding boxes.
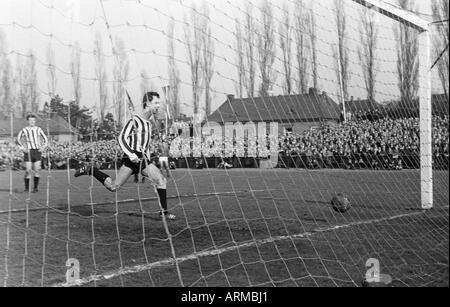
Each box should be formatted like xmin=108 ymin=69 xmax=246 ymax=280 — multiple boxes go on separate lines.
xmin=0 ymin=0 xmax=448 ymax=287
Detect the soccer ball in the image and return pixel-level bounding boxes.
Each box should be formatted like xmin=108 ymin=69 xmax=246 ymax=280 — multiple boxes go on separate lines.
xmin=331 ymin=193 xmax=351 ymax=213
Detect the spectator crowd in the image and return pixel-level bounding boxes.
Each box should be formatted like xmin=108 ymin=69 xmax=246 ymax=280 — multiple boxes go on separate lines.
xmin=0 ymin=116 xmax=448 ymax=171
xmin=278 ymin=116 xmax=448 ymax=170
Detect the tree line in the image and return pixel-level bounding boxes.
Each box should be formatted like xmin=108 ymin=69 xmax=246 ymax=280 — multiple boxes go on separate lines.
xmin=0 ymin=0 xmax=448 ymax=126
xmin=173 ymin=0 xmax=448 ymax=118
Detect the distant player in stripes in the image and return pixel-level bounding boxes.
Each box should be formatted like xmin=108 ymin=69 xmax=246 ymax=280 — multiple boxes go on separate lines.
xmin=17 ymin=114 xmax=48 ymax=193
xmin=74 ymin=92 xmax=175 ymax=220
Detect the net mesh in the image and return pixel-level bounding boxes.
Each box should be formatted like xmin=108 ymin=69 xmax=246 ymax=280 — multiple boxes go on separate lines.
xmin=0 ymin=0 xmax=448 ymax=287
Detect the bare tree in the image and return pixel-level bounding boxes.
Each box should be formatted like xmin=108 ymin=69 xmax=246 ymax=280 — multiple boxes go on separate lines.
xmin=234 ymin=18 xmax=246 ymax=98
xmin=14 ymin=53 xmax=38 ymax=117
xmin=112 ymin=37 xmax=129 ymax=125
xmin=0 ymin=30 xmax=13 ymax=117
xmin=46 ymin=43 xmax=57 ymax=98
xmin=1 ymin=58 xmax=13 ymax=117
xmin=167 ymin=18 xmax=181 ymax=119
xmin=184 ymin=4 xmax=203 ymax=116
xmin=140 ymin=70 xmax=148 ymax=97
xmin=27 ymin=51 xmax=40 ymax=114
xmin=257 ymin=0 xmax=277 ymax=97
xmin=394 ymin=0 xmax=419 ymax=110
xmin=0 ymin=29 xmax=4 ymax=55
xmin=140 ymin=70 xmax=155 ymax=97
xmin=200 ymin=3 xmax=215 ymax=116
xmin=244 ymin=4 xmax=256 ymax=98
xmin=358 ymin=7 xmax=378 ymax=105
xmin=307 ymin=4 xmax=318 ymax=90
xmin=94 ymin=32 xmax=108 ymax=123
xmin=279 ymin=2 xmax=293 ymax=95
xmin=71 ymin=41 xmax=82 ymax=106
xmin=0 ymin=29 xmax=5 ymax=112
xmin=333 ymin=0 xmax=350 ymax=101
xmin=16 ymin=55 xmax=28 ymax=117
xmin=294 ymin=0 xmax=309 ymax=94
xmin=0 ymin=29 xmax=6 ymax=115
xmin=431 ymin=0 xmax=449 ymax=99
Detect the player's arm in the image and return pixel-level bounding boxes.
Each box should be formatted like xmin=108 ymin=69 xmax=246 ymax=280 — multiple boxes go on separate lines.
xmin=38 ymin=127 xmax=48 ymax=149
xmin=17 ymin=129 xmax=26 ymax=152
xmin=118 ymin=117 xmax=139 ymax=163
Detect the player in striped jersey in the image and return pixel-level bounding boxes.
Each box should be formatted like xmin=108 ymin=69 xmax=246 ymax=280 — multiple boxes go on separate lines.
xmin=74 ymin=92 xmax=175 ymax=220
xmin=17 ymin=114 xmax=48 ymax=193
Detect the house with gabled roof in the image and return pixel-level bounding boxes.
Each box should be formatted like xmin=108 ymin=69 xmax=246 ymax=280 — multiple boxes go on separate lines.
xmin=207 ymin=88 xmax=341 ymax=135
xmin=0 ymin=114 xmax=78 ymax=143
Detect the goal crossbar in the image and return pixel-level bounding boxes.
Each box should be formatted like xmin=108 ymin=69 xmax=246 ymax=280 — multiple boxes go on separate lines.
xmin=351 ymin=0 xmax=429 ymax=31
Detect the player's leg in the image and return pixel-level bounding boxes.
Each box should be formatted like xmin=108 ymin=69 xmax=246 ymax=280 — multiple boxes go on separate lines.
xmin=160 ymin=157 xmax=170 ymax=177
xmin=75 ymin=164 xmax=133 ymax=192
xmin=24 ymin=161 xmax=32 ymax=192
xmin=103 ymin=166 xmax=133 ymax=192
xmin=32 ymin=160 xmax=42 ymax=193
xmin=142 ymin=163 xmax=175 ymax=220
xmin=30 ymin=149 xmax=43 ymax=193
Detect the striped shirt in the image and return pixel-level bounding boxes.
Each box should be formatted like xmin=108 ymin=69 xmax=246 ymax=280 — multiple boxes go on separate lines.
xmin=118 ymin=115 xmax=153 ymax=159
xmin=17 ymin=126 xmax=48 ymax=150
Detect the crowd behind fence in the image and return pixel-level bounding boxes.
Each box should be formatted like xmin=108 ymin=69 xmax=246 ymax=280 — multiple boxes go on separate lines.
xmin=0 ymin=116 xmax=448 ymax=171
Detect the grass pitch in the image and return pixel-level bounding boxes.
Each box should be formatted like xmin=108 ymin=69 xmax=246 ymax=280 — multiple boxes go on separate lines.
xmin=0 ymin=168 xmax=448 ymax=287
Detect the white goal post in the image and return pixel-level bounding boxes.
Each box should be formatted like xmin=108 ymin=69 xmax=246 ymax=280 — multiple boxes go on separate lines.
xmin=351 ymin=0 xmax=433 ymax=210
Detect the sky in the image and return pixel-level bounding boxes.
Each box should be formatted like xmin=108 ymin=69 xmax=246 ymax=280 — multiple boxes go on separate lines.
xmin=0 ymin=0 xmax=442 ymax=120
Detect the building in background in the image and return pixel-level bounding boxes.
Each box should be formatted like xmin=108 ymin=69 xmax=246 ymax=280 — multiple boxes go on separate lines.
xmin=0 ymin=114 xmax=77 ymax=143
xmin=208 ymin=88 xmax=341 ymax=135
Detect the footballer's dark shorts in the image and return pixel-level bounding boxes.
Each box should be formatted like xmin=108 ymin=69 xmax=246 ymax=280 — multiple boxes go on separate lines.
xmin=121 ymin=153 xmax=148 ymax=175
xmin=24 ymin=149 xmax=42 ymax=163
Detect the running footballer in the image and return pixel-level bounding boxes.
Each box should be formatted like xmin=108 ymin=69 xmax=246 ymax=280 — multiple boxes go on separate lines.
xmin=74 ymin=92 xmax=175 ymax=220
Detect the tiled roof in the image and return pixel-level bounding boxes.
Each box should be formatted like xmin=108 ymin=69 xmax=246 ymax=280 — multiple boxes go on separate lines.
xmin=0 ymin=114 xmax=75 ymax=137
xmin=208 ymin=92 xmax=340 ymax=123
